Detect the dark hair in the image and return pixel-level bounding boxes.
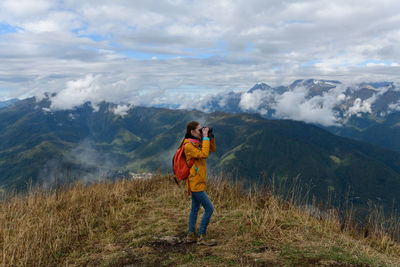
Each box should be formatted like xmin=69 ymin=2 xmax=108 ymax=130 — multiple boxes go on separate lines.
xmin=185 ymin=121 xmax=200 ymax=139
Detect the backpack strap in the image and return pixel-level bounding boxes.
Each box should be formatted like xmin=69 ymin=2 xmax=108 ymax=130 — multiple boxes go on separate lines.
xmin=183 ymin=139 xmax=200 ymax=196
xmin=184 ymin=142 xmax=196 ymax=196
xmin=174 ymin=139 xmax=197 ymax=196
xmin=183 ymin=139 xmax=198 ymax=166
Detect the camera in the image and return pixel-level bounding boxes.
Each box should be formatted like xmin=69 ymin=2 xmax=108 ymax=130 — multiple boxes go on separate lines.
xmin=201 ymin=126 xmax=214 ymax=139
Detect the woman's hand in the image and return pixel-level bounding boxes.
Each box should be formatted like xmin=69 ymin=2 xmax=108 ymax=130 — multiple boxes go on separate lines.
xmin=202 ymin=127 xmax=209 ymax=137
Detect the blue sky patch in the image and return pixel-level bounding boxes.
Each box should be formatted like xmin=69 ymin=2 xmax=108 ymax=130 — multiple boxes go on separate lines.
xmin=246 ymin=42 xmax=254 ymax=53
xmin=300 ymin=60 xmax=321 ymax=67
xmin=84 ymin=34 xmax=106 ymax=42
xmin=358 ymin=59 xmax=393 ymax=66
xmin=122 ymin=50 xmax=178 ymax=60
xmin=72 ymin=27 xmax=107 ymax=42
xmin=0 ymin=23 xmax=22 ymax=35
xmin=285 ymin=19 xmax=313 ymax=25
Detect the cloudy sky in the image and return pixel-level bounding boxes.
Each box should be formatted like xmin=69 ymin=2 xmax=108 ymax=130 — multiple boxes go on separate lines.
xmin=1 ymin=0 xmax=400 ymax=109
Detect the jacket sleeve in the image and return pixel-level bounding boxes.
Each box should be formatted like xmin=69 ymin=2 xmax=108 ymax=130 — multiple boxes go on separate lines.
xmin=210 ymin=138 xmax=216 ymax=152
xmin=185 ymin=139 xmax=210 ymax=159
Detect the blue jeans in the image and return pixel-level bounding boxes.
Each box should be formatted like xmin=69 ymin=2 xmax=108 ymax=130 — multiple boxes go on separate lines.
xmin=188 ymin=191 xmax=214 ymax=235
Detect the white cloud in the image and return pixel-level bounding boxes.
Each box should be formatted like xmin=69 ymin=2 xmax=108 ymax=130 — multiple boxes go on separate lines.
xmin=272 ymin=86 xmax=345 ymax=126
xmin=239 ymin=89 xmax=273 ymax=111
xmin=50 ymin=74 xmax=101 ymax=110
xmin=389 ymin=102 xmax=400 ymax=112
xmin=23 ymin=19 xmax=61 ymax=33
xmin=1 ymin=0 xmax=53 ymax=18
xmin=345 ymin=98 xmax=372 ymax=117
xmin=337 ymin=93 xmax=346 ymax=101
xmin=344 ymin=84 xmax=391 ymax=117
xmin=366 ymin=62 xmax=386 ymax=67
xmin=112 ymin=104 xmax=131 ymax=117
xmin=1 ymin=0 xmax=400 ymax=116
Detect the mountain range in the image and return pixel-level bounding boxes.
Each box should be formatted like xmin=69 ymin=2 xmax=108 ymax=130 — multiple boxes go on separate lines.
xmin=191 ymin=79 xmax=399 ymax=122
xmin=0 ymin=98 xmax=19 ymax=109
xmin=4 ymin=79 xmax=400 ymax=153
xmin=169 ymin=79 xmax=400 ymax=153
xmin=2 ymin=97 xmax=400 ymax=217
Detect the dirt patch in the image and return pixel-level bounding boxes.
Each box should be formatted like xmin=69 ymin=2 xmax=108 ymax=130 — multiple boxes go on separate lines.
xmin=149 ymin=236 xmax=198 ymax=255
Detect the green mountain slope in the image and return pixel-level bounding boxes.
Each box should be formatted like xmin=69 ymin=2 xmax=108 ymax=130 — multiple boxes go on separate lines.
xmin=328 ymin=112 xmax=400 ymax=154
xmin=2 ymin=98 xmax=400 ymax=214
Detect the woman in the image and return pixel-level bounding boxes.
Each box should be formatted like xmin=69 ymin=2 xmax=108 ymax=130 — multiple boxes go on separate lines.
xmin=183 ymin=121 xmax=217 ymax=246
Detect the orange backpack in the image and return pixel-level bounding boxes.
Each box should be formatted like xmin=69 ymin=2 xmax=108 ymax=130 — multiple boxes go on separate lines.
xmin=172 ymin=140 xmax=195 ymax=183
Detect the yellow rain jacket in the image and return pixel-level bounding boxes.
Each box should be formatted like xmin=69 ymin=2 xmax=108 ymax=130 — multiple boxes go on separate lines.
xmin=183 ymin=137 xmax=216 ymax=192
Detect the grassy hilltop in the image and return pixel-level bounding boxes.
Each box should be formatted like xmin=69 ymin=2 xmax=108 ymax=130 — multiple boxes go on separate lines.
xmin=1 ymin=175 xmax=400 ymax=266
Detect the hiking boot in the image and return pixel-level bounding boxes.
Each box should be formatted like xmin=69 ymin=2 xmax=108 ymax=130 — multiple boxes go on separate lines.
xmin=185 ymin=232 xmax=197 ymax=243
xmin=197 ymin=234 xmax=217 ymax=246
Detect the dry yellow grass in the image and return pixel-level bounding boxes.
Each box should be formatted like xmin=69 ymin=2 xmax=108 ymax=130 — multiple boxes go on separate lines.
xmin=0 ymin=175 xmax=399 ymax=266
